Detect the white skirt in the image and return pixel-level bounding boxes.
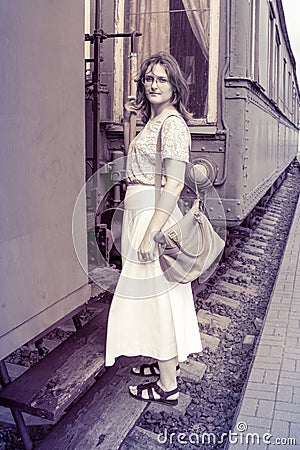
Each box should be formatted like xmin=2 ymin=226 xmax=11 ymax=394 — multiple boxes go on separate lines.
xmin=105 ymin=184 xmax=202 ymax=366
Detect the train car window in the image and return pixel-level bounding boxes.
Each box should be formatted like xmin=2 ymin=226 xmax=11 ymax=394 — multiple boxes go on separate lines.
xmin=283 ymin=58 xmax=287 ymax=110
xmin=274 ymin=27 xmax=281 ymax=105
xmin=288 ymin=71 xmax=292 ymax=115
xmin=128 ymin=0 xmax=211 ymax=120
xmin=292 ymin=83 xmax=296 ymax=123
xmin=250 ymin=0 xmax=260 ymax=82
xmin=268 ymin=2 xmax=275 ymax=99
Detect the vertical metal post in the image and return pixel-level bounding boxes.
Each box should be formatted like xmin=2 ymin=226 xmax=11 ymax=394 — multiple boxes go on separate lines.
xmin=0 ymin=361 xmax=33 ymax=450
xmin=92 ymin=0 xmax=102 ymax=174
xmin=128 ymin=52 xmax=137 ymax=144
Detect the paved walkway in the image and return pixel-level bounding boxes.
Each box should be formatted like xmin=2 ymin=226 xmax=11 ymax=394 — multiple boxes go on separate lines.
xmin=228 ymin=194 xmax=300 ymax=449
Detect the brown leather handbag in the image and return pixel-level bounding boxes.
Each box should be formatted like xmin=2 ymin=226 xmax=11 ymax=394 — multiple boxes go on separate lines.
xmin=154 ymin=117 xmax=225 ymax=284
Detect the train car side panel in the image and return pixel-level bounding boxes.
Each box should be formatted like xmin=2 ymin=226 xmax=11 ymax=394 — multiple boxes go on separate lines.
xmin=0 ymin=0 xmax=90 ymax=360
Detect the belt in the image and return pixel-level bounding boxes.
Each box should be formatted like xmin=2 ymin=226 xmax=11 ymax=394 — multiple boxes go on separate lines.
xmin=126 ymin=177 xmax=155 ymax=186
xmin=126 ymin=179 xmax=142 ymax=185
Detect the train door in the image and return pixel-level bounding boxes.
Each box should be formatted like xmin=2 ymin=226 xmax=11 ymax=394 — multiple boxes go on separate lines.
xmin=83 ymin=0 xmax=222 ymax=270
xmin=85 ymin=0 xmax=221 ymax=136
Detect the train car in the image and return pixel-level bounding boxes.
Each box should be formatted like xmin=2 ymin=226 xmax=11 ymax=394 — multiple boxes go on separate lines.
xmin=85 ymin=0 xmax=299 ymax=246
xmin=0 ymin=2 xmax=90 ymax=361
xmin=0 ymin=0 xmax=298 ymax=387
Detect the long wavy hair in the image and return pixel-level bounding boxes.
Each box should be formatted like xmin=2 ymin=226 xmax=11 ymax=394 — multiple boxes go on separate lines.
xmin=135 ymin=52 xmax=193 ymax=124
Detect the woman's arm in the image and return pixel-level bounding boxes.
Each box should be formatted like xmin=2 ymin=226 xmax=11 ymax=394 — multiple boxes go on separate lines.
xmin=137 ymin=158 xmax=186 ymax=261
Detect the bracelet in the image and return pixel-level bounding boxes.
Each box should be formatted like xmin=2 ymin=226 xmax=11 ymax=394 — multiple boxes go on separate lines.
xmin=153 ymin=231 xmax=166 ymax=245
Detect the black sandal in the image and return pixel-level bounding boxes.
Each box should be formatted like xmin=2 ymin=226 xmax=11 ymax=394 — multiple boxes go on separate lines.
xmin=129 ymin=380 xmax=179 ymax=406
xmin=131 ymin=361 xmax=180 ymax=377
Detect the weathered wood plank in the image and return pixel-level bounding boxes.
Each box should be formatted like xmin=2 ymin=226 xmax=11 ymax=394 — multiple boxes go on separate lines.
xmin=0 ymin=304 xmax=109 ymax=421
xmin=120 ymin=426 xmax=163 ymax=450
xmin=36 ymin=358 xmax=148 ymax=450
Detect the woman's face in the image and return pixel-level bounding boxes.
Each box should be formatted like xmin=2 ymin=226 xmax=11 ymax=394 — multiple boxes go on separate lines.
xmin=143 ymin=64 xmax=173 ymax=108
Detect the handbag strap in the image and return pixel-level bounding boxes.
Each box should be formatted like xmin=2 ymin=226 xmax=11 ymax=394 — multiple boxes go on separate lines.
xmin=154 ymin=114 xmax=200 ymax=206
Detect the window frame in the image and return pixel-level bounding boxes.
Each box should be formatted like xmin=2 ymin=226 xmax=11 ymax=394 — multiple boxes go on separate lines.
xmin=267 ymin=1 xmax=275 ymax=99
xmin=113 ymin=0 xmax=221 ymax=125
xmin=274 ymin=26 xmax=281 ymax=105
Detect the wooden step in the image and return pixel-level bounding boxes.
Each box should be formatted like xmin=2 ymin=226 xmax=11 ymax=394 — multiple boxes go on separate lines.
xmin=0 ymin=304 xmax=109 ymax=421
xmin=120 ymin=426 xmax=162 ymax=450
xmin=36 ymin=357 xmax=149 ymax=450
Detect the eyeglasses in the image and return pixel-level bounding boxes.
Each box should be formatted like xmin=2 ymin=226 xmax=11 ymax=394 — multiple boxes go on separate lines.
xmin=142 ymin=75 xmax=170 ymax=86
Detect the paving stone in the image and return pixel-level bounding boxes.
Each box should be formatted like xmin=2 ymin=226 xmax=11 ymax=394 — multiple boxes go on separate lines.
xmin=290 ymin=422 xmax=300 ymax=439
xmin=292 ymin=386 xmax=300 ymax=403
xmin=254 ymin=359 xmax=281 ymax=371
xmin=232 ymin=414 xmax=272 ymax=430
xmin=270 ymin=347 xmax=284 ymax=358
xmin=264 ymin=369 xmax=279 ymax=385
xmin=245 ymin=388 xmax=275 ymax=401
xmin=208 ymin=293 xmax=240 ymax=309
xmin=146 ymin=392 xmax=191 ymax=417
xmin=247 ymin=382 xmax=276 ymax=393
xmin=256 ymin=399 xmax=275 ymax=418
xmin=199 ymin=333 xmax=220 ymax=352
xmin=197 ymin=309 xmax=231 ymax=330
xmin=269 ymin=420 xmax=291 ymax=443
xmin=277 ymin=385 xmax=293 ymax=402
xmin=274 ymin=410 xmax=300 ymax=423
xmin=281 ymin=358 xmax=297 ymax=371
xmin=238 ymin=398 xmax=258 ymax=416
xmin=180 ymin=359 xmax=207 ymax=382
xmin=274 ymin=401 xmax=300 ymax=414
xmin=256 ymin=344 xmax=272 ymax=357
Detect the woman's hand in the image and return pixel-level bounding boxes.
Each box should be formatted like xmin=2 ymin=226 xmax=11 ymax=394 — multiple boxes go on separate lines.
xmin=137 ymin=230 xmax=157 ymax=262
xmin=124 ymin=96 xmax=138 ymax=123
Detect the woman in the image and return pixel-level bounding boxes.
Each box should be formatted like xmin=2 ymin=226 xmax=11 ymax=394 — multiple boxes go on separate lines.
xmin=105 ymin=52 xmax=202 ymax=405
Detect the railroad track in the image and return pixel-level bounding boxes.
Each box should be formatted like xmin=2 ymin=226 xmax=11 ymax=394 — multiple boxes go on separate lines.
xmin=1 ymin=161 xmax=299 ymax=450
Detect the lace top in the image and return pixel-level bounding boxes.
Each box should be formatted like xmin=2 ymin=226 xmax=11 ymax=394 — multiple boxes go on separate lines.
xmin=126 ymin=114 xmax=191 ymax=185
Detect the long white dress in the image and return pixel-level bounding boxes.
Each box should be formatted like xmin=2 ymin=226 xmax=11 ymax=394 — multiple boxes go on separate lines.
xmin=105 ymin=113 xmax=202 ymax=366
